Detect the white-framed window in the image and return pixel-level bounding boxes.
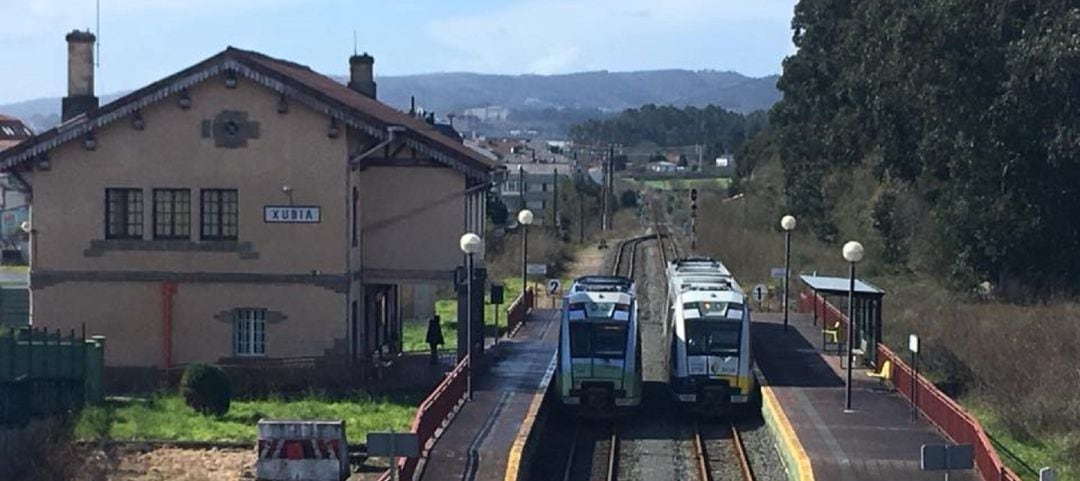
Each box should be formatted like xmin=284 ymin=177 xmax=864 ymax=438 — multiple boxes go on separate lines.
xmin=234 ymin=308 xmax=266 ymax=356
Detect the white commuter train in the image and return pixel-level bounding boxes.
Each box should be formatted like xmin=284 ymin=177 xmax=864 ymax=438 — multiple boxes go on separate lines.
xmin=556 ymin=276 xmax=642 ymax=417
xmin=667 ymin=257 xmax=759 ymax=414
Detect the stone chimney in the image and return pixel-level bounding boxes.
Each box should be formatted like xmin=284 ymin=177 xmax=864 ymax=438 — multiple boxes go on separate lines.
xmin=348 ymin=53 xmax=376 ymax=99
xmin=62 ymin=30 xmax=99 ymax=122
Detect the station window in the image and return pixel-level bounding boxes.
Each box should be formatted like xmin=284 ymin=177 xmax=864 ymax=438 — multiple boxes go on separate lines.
xmin=234 ymin=308 xmax=266 ymax=356
xmin=153 ymin=189 xmax=191 ymax=239
xmin=105 ymin=188 xmax=144 ymax=239
xmin=200 ymin=189 xmax=238 ymax=240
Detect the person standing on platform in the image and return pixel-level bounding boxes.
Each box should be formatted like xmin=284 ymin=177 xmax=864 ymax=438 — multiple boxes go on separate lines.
xmin=426 ymin=315 xmax=444 ymax=364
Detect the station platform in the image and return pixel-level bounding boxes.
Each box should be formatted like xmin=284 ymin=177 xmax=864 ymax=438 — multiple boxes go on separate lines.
xmin=421 ymin=309 xmax=558 ymax=481
xmin=753 ymin=312 xmax=978 ymax=481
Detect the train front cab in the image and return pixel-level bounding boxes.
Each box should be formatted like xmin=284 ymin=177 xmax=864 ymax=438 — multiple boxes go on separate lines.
xmin=557 ymin=289 xmax=641 ymax=416
xmin=670 ymin=297 xmax=759 ymax=416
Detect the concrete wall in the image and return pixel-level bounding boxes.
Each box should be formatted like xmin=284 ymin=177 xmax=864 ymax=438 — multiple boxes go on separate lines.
xmin=32 ymin=281 xmax=343 ymax=366
xmin=27 ymin=76 xmax=350 ymax=367
xmin=31 ymin=76 xmax=347 ymax=274
xmin=359 ymin=165 xmax=466 ymax=274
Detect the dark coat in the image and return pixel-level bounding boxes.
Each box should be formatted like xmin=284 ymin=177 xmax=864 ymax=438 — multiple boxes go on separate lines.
xmin=426 ymin=315 xmax=444 ymax=346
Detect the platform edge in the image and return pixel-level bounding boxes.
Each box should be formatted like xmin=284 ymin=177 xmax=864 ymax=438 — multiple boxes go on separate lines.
xmin=503 ymin=353 xmax=558 ymax=481
xmin=762 ymin=384 xmax=815 ymax=481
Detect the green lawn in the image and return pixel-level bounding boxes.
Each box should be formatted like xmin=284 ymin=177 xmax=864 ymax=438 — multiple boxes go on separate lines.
xmin=401 ymin=277 xmax=570 ymax=352
xmin=636 ymin=177 xmax=731 ymax=191
xmin=75 ymin=393 xmax=418 ymax=443
xmin=402 ymin=278 xmax=528 ymax=352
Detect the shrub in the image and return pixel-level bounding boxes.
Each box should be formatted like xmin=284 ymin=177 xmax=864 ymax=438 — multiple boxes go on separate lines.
xmin=180 ymin=364 xmax=231 ymax=416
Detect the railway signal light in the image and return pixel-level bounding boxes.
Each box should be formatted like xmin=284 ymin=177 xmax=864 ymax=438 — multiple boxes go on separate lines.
xmin=690 ymin=188 xmax=698 ymax=202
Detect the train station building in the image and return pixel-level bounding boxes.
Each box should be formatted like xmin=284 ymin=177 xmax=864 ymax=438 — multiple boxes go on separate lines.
xmin=0 ymin=31 xmax=497 ymax=370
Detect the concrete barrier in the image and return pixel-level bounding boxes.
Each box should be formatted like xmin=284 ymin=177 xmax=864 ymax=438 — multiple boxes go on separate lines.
xmin=256 ymin=420 xmax=349 ymax=481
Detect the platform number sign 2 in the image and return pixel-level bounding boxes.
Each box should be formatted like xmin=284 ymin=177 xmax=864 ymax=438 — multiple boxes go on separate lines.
xmin=547 ymin=279 xmax=561 ymax=295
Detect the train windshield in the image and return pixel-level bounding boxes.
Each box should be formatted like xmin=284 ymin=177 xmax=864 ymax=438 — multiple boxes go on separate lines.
xmin=568 ymin=302 xmax=631 ymax=321
xmin=682 ymin=302 xmax=744 ymax=320
xmin=685 ymin=320 xmax=741 ymax=356
xmin=569 ymin=323 xmax=628 ymax=358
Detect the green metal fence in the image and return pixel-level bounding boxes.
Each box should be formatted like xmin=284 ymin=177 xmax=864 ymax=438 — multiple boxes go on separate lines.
xmin=0 ymin=326 xmax=105 ymax=427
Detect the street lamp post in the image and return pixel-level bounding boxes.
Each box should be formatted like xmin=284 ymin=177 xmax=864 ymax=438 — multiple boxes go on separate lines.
xmin=459 ymin=232 xmax=483 ymax=401
xmin=842 ymin=240 xmax=864 ymax=412
xmin=780 ymin=215 xmax=797 ymax=331
xmin=518 ymin=209 xmax=534 ymax=298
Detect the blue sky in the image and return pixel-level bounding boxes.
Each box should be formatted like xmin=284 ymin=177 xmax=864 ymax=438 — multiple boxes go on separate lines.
xmin=0 ymin=0 xmax=798 ymax=104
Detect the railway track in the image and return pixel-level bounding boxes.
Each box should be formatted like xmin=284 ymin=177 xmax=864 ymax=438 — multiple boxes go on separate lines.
xmin=562 ymin=423 xmax=619 ymax=481
xmin=694 ymin=421 xmax=755 ymax=481
xmin=612 ymin=235 xmax=653 ymax=277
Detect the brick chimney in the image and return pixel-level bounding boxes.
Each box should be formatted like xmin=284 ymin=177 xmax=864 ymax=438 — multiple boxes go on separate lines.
xmin=348 ymin=53 xmax=376 ymax=99
xmin=62 ymin=30 xmax=99 ymax=122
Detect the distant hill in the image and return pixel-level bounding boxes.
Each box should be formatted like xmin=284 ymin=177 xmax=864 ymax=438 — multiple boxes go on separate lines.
xmin=1 ymin=69 xmax=779 ymax=137
xmin=376 ymin=70 xmax=780 ymax=114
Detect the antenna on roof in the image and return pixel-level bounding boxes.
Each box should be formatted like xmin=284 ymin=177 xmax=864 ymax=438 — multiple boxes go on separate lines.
xmin=95 ymin=0 xmax=101 ymax=68
xmin=353 ymin=30 xmax=357 ymax=56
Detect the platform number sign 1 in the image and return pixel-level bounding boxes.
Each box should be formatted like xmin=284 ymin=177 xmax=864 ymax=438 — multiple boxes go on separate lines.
xmin=752 ymin=284 xmax=767 ymax=305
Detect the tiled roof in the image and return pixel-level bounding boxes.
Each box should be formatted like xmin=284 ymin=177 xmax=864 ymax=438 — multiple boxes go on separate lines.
xmin=0 ymin=115 xmax=32 ymax=148
xmin=0 ymin=48 xmax=497 ymax=178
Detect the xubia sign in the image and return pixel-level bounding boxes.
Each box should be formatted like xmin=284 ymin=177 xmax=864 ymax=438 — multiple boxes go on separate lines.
xmin=264 ymin=206 xmax=321 ymax=223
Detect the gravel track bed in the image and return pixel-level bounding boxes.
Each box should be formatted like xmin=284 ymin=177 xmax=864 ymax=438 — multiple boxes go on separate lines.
xmin=699 ymin=422 xmax=743 ymax=481
xmin=737 ymin=419 xmax=788 ymax=481
xmin=615 ymin=238 xmax=701 ymax=481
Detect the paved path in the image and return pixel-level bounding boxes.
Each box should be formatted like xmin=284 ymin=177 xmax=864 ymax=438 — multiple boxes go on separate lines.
xmin=421 ymin=309 xmax=558 ymax=481
xmin=754 ymin=312 xmax=979 ymax=481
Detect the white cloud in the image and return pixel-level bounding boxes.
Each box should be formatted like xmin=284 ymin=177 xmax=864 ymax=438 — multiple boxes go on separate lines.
xmin=428 ymin=0 xmax=796 ymax=74
xmin=3 ymin=0 xmax=303 ymax=42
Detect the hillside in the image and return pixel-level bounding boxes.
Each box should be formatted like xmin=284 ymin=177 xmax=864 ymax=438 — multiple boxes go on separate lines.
xmin=0 ymin=69 xmax=779 ymax=136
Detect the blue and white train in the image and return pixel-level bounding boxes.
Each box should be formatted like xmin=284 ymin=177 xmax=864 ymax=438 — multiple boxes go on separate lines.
xmin=667 ymin=257 xmax=759 ymax=414
xmin=556 ymin=276 xmax=642 ymax=417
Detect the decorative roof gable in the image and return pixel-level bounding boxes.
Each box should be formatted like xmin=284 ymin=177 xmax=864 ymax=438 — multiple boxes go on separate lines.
xmin=0 ymin=48 xmax=497 ymax=180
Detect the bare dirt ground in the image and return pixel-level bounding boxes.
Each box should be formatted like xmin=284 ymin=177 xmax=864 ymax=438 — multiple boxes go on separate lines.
xmin=30 ymin=445 xmax=255 ymax=481
xmin=26 ymin=442 xmax=394 ymax=481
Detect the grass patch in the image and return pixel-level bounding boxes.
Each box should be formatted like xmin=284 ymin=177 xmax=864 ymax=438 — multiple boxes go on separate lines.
xmin=75 ymin=393 xmax=418 ymax=443
xmin=965 ymin=400 xmax=1077 ymax=480
xmin=635 ymin=177 xmax=730 ymax=191
xmin=402 ymin=278 xmax=529 ymax=352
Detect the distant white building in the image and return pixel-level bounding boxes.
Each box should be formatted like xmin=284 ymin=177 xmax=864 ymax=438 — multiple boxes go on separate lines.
xmin=649 ymin=160 xmax=679 ymax=173
xmin=715 ymin=155 xmax=733 ymax=168
xmin=464 ymin=105 xmax=510 ymax=121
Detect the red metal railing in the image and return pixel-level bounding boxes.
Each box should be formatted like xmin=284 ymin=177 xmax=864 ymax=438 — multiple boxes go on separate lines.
xmin=505 ymin=288 xmax=535 ymax=336
xmin=799 ymin=291 xmax=850 ymax=330
xmin=876 ymin=345 xmax=1022 ymax=481
xmin=803 ymin=291 xmax=1022 ymax=481
xmin=380 ymin=355 xmax=470 ymax=481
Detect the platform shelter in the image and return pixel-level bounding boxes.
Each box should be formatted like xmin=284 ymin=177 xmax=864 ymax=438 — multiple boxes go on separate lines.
xmin=800 ymin=274 xmax=885 ymax=365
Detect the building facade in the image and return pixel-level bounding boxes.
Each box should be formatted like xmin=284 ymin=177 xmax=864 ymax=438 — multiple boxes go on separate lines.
xmin=0 ymin=32 xmax=495 ymax=368
xmin=0 ymin=115 xmax=33 ymax=258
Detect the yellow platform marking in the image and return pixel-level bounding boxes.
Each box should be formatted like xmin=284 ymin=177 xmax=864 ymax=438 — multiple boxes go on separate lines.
xmin=762 ymin=385 xmax=815 ymax=481
xmin=504 ymin=353 xmax=558 ymax=481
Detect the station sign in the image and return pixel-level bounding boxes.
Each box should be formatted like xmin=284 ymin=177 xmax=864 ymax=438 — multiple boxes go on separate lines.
xmin=921 ymin=444 xmax=974 ymax=471
xmin=526 ymin=264 xmax=548 ymax=275
xmin=367 ymin=432 xmax=419 ymax=458
xmin=265 ymin=206 xmax=321 ymax=223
